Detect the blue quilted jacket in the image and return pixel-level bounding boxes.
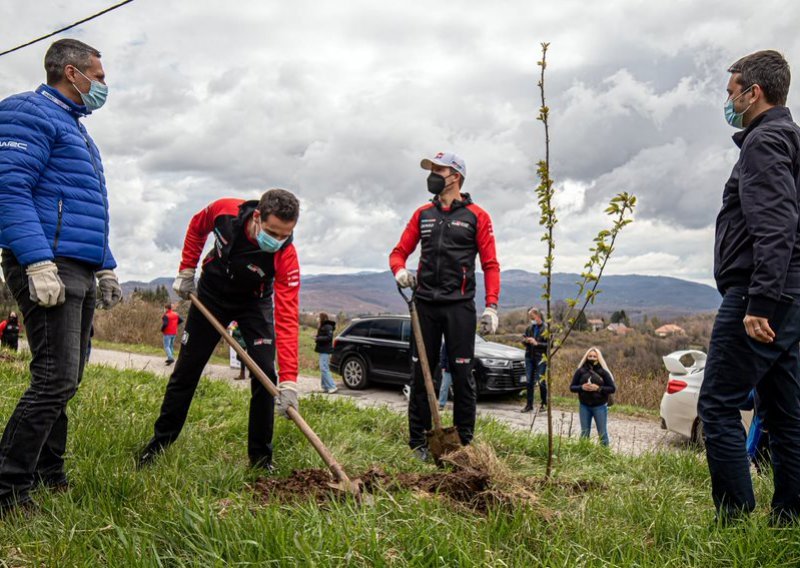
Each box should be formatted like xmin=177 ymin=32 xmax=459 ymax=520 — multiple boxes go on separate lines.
xmin=0 ymin=84 xmax=115 ymax=269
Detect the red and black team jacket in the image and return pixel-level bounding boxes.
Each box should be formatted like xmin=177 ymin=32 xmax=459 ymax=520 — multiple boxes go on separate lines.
xmin=161 ymin=309 xmax=183 ymax=335
xmin=179 ymin=198 xmax=300 ymax=383
xmin=389 ymin=193 xmax=500 ymax=306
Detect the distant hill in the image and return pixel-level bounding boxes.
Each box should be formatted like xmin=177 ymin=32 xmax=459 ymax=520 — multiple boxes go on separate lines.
xmin=124 ymin=270 xmax=720 ymax=318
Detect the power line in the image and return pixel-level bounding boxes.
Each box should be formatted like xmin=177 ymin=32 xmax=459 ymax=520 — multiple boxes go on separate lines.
xmin=0 ymin=0 xmax=135 ymax=58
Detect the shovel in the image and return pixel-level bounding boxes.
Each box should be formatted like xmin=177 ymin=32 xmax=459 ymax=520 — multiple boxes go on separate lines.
xmin=189 ymin=293 xmax=362 ymax=498
xmin=397 ymin=285 xmax=462 ymax=464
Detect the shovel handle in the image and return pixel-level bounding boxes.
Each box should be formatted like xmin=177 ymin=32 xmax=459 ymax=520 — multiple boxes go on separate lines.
xmin=397 ymin=285 xmax=444 ymax=431
xmin=188 ymin=293 xmax=351 ymax=486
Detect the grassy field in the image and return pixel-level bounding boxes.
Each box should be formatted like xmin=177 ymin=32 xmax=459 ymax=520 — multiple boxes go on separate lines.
xmin=0 ymin=355 xmax=798 ymax=566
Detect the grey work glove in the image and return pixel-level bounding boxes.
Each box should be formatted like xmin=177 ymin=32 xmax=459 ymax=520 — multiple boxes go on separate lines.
xmin=173 ymin=268 xmax=196 ymax=300
xmin=26 ymin=261 xmax=66 ymax=308
xmin=478 ymin=306 xmax=498 ymax=335
xmin=394 ymin=268 xmax=417 ymax=289
xmin=96 ymin=269 xmax=123 ymax=309
xmin=275 ymin=381 xmax=299 ymax=419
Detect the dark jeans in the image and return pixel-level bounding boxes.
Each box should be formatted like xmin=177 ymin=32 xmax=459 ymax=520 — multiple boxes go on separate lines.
xmin=143 ymin=280 xmax=277 ymax=465
xmin=525 ymin=355 xmax=547 ymax=407
xmin=0 ymin=253 xmax=95 ymax=506
xmin=408 ymin=299 xmax=476 ymax=448
xmin=698 ymin=287 xmax=800 ymax=521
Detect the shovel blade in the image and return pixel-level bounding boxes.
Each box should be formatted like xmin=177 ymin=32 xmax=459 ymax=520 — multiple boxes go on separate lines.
xmin=426 ymin=426 xmax=462 ymax=466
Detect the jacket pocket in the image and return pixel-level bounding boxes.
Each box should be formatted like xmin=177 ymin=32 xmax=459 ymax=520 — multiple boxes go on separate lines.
xmin=53 ymin=199 xmax=63 ymax=252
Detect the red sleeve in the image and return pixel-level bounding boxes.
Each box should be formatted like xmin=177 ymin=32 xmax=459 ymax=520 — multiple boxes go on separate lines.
xmin=179 ymin=198 xmax=244 ymax=271
xmin=0 ymin=321 xmax=6 ymax=338
xmin=468 ymin=204 xmax=500 ymax=306
xmin=389 ymin=206 xmax=425 ymax=274
xmin=274 ymin=243 xmax=300 ymax=383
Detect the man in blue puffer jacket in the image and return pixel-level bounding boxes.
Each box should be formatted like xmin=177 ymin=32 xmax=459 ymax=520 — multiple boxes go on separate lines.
xmin=0 ymin=39 xmax=122 ymax=516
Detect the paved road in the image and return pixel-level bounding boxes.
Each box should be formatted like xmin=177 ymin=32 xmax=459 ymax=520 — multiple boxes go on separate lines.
xmin=88 ymin=347 xmax=689 ymax=456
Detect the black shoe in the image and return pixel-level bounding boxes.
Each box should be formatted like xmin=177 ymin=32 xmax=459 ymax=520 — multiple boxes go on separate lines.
xmin=137 ymin=445 xmax=164 ymax=469
xmin=412 ymin=446 xmax=430 ymax=462
xmin=539 ymin=404 xmax=547 ymax=411
xmin=34 ymin=473 xmax=70 ymax=493
xmin=0 ymin=496 xmax=36 ymax=520
xmin=250 ymin=456 xmax=275 ymax=474
xmin=165 ymin=359 xmax=174 ymax=366
xmin=521 ymin=406 xmax=533 ymax=413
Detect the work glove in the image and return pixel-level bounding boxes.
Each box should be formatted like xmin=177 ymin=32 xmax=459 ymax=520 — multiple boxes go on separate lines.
xmin=96 ymin=269 xmax=123 ymax=309
xmin=478 ymin=306 xmax=498 ymax=335
xmin=275 ymin=381 xmax=299 ymax=418
xmin=26 ymin=261 xmax=65 ymax=308
xmin=395 ymin=268 xmax=417 ymax=289
xmin=173 ymin=268 xmax=196 ymax=300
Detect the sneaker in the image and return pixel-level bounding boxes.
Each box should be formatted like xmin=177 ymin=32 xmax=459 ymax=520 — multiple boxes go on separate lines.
xmin=521 ymin=406 xmax=533 ymax=413
xmin=539 ymin=404 xmax=547 ymax=411
xmin=327 ymin=387 xmax=338 ymax=394
xmin=250 ymin=457 xmax=276 ymax=474
xmin=136 ymin=445 xmax=164 ymax=469
xmin=439 ymin=405 xmax=445 ymax=411
xmin=165 ymin=359 xmax=174 ymax=366
xmin=412 ymin=446 xmax=430 ymax=462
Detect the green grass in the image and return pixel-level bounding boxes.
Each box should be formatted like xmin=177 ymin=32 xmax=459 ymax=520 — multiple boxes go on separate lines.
xmin=0 ymin=358 xmax=797 ymax=566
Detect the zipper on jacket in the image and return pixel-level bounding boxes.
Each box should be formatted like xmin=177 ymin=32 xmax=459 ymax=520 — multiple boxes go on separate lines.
xmin=460 ymin=266 xmax=467 ymax=295
xmin=76 ymin=118 xmax=109 ymax=266
xmin=433 ymin=218 xmax=446 ymax=299
xmin=53 ymin=199 xmax=63 ymax=251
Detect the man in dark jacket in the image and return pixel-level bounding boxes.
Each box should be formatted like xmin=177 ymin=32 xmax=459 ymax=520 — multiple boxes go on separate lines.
xmin=698 ymin=50 xmax=800 ymax=525
xmin=139 ymin=189 xmax=301 ymax=472
xmin=521 ymin=308 xmax=547 ymax=412
xmin=314 ymin=312 xmax=337 ymax=393
xmin=390 ymin=151 xmax=501 ymax=460
xmin=0 ymin=39 xmax=122 ymax=516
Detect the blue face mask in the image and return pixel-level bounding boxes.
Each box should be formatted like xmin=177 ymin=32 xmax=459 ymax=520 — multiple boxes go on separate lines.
xmin=73 ymin=68 xmax=108 ymax=111
xmin=724 ymin=85 xmax=753 ymax=129
xmin=256 ymin=228 xmax=288 ymax=253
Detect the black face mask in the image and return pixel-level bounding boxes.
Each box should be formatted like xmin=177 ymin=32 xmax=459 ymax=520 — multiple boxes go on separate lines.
xmin=427 ymin=172 xmax=454 ymax=195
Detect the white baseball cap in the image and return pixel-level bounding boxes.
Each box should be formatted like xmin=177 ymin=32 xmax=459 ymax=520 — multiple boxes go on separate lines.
xmin=420 ymin=151 xmax=466 ymax=179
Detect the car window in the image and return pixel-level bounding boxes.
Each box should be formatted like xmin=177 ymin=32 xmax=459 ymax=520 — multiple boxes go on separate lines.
xmin=369 ymin=319 xmax=403 ymax=341
xmin=346 ymin=321 xmax=371 ymax=337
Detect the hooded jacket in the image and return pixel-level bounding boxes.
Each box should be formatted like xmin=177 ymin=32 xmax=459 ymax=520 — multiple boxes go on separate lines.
xmin=0 ymin=84 xmax=115 ymax=269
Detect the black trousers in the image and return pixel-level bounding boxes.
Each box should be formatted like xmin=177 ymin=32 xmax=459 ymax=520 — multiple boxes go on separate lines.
xmin=0 ymin=253 xmax=95 ymax=506
xmin=144 ymin=280 xmax=277 ymax=465
xmin=408 ymin=299 xmax=476 ymax=448
xmin=698 ymin=287 xmax=800 ymax=521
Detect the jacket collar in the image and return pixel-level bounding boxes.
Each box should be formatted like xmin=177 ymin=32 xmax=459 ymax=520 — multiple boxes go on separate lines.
xmin=732 ymin=106 xmax=792 ymax=148
xmin=36 ymin=84 xmax=90 ymax=117
xmin=236 ymin=200 xmax=295 ymax=251
xmin=432 ymin=192 xmax=473 ymax=211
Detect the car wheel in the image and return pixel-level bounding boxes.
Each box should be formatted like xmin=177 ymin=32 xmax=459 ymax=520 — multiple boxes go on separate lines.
xmin=692 ymin=418 xmax=706 ymax=449
xmin=341 ymin=357 xmax=369 ymax=390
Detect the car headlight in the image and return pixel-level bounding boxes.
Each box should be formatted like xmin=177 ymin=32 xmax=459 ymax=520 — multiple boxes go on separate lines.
xmin=480 ymin=358 xmax=510 ymax=368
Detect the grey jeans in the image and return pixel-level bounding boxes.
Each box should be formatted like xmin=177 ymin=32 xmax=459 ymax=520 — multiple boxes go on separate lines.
xmin=0 ymin=252 xmax=95 ymax=506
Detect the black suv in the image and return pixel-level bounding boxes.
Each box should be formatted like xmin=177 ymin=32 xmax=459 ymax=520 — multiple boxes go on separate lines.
xmin=329 ymin=315 xmax=527 ymax=395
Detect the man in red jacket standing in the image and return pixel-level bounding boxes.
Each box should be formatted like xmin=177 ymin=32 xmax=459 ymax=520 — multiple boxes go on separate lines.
xmin=390 ymin=151 xmax=500 ymax=461
xmin=139 ymin=189 xmax=301 ymax=471
xmin=161 ymin=303 xmax=183 ymax=365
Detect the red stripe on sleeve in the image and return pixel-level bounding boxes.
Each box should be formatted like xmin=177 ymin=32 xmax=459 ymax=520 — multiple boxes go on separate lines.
xmin=273 ymin=243 xmax=300 ymax=383
xmin=389 ymin=205 xmax=427 ymax=274
xmin=179 ymin=198 xmax=243 ymax=271
xmin=468 ymin=204 xmax=501 ymax=306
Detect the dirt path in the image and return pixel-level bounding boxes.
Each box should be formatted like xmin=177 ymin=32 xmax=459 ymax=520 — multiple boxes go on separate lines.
xmin=88 ymin=347 xmax=689 ymax=456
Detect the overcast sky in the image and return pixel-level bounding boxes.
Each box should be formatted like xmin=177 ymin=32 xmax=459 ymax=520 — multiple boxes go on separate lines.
xmin=3 ymin=0 xmax=800 ymax=286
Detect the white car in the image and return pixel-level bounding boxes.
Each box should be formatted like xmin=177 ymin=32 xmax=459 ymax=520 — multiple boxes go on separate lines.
xmin=659 ymin=349 xmax=752 ymax=445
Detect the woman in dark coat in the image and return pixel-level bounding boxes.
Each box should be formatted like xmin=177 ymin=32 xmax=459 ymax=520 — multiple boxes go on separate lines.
xmin=0 ymin=312 xmax=20 ymax=352
xmin=314 ymin=312 xmax=338 ymax=393
xmin=570 ymin=346 xmax=616 ymax=446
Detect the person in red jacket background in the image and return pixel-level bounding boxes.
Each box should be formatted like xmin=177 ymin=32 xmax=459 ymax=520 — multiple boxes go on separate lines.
xmin=390 ymin=151 xmax=500 ymax=461
xmin=161 ymin=303 xmax=183 ymax=365
xmin=138 ymin=189 xmax=301 ymax=471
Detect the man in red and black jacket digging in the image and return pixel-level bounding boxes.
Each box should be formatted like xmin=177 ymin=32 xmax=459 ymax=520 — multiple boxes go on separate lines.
xmin=139 ymin=189 xmax=301 ymax=471
xmin=390 ymin=151 xmax=500 ymax=461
